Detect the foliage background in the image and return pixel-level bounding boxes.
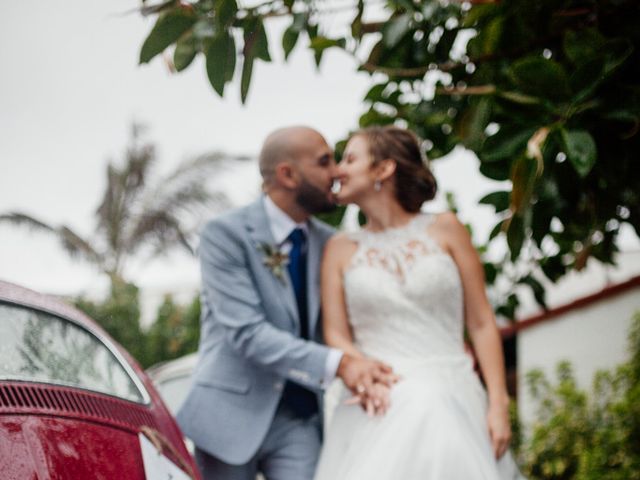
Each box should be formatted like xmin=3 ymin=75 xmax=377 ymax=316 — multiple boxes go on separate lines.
xmin=137 ymin=0 xmax=640 ymax=317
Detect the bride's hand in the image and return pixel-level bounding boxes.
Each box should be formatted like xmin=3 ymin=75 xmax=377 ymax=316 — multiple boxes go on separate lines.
xmin=345 ymin=382 xmax=392 ymax=416
xmin=486 ymin=399 xmax=511 ymax=458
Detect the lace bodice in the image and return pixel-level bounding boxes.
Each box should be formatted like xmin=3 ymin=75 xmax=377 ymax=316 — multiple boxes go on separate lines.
xmin=343 ymin=214 xmax=465 ymax=364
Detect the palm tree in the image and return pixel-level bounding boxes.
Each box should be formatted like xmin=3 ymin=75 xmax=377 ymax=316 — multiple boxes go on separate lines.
xmin=0 ymin=123 xmax=247 ymax=286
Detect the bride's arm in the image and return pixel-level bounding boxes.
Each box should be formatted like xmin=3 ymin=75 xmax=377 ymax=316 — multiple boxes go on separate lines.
xmin=321 ymin=234 xmax=397 ymax=415
xmin=435 ymin=212 xmax=512 ymax=458
xmin=321 ymin=234 xmax=363 ymax=358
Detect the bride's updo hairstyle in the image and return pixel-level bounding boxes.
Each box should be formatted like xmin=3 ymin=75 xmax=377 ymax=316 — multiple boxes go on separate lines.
xmin=355 ymin=126 xmax=437 ymax=213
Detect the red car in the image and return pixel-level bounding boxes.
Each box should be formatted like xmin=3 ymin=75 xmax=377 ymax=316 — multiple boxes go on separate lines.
xmin=0 ymin=280 xmax=201 ymax=480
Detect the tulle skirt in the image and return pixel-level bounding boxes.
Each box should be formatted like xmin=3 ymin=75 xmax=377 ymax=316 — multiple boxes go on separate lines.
xmin=314 ymin=356 xmax=524 ymax=480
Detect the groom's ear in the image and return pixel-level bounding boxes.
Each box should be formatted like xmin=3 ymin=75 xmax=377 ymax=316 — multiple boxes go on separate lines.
xmin=275 ymin=162 xmax=299 ymax=189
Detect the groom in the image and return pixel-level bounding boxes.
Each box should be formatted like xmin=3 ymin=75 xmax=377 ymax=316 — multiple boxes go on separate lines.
xmin=177 ymin=126 xmax=394 ymax=480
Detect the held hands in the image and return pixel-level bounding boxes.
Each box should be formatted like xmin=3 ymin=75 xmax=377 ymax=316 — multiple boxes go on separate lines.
xmin=486 ymin=398 xmax=512 ymax=459
xmin=336 ymin=354 xmax=400 ymax=416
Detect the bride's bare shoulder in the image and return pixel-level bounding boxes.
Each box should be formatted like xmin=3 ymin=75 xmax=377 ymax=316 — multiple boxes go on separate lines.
xmin=323 ymin=232 xmax=359 ymax=264
xmin=431 ymin=211 xmax=465 ymax=231
xmin=428 ymin=211 xmax=471 ymax=251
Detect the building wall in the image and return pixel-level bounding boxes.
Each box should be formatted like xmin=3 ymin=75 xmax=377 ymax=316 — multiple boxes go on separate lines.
xmin=517 ymin=287 xmax=640 ymax=427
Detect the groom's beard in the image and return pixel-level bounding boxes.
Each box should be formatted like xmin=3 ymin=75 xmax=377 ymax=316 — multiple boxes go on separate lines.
xmin=296 ymin=177 xmax=336 ymax=215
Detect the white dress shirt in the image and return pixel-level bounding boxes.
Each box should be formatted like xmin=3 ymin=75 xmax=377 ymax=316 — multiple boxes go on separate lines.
xmin=263 ymin=194 xmax=343 ymax=388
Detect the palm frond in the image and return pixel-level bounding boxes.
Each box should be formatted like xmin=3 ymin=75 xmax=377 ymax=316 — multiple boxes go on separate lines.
xmin=126 ymin=209 xmax=196 ymax=257
xmin=57 ymin=226 xmax=103 ymax=265
xmin=0 ymin=211 xmax=104 ymax=269
xmin=0 ymin=212 xmax=56 ymax=232
xmin=95 ymin=124 xmax=157 ymax=252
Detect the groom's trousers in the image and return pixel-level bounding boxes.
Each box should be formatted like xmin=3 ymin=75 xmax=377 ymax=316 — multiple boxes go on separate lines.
xmin=195 ymin=403 xmax=322 ymax=480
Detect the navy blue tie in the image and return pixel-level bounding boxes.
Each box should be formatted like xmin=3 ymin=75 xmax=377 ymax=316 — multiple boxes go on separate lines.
xmin=280 ymin=227 xmax=318 ymax=418
xmin=287 ymin=228 xmax=308 ymax=339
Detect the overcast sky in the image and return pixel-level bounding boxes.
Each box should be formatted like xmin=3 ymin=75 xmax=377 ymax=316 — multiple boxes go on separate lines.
xmin=2 ymin=1 xmax=637 ymax=303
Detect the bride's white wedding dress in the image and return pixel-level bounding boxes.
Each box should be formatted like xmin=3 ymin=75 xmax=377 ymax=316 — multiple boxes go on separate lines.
xmin=314 ymin=214 xmax=524 ymax=479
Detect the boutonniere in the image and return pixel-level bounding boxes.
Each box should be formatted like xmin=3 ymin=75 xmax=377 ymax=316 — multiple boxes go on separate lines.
xmin=257 ymin=243 xmax=289 ymax=282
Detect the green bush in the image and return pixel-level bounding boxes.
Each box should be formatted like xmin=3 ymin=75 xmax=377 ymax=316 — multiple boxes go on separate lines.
xmin=74 ymin=281 xmax=148 ymax=366
xmin=74 ymin=282 xmax=200 ymax=369
xmin=146 ymin=294 xmax=200 ymax=367
xmin=517 ymin=312 xmax=640 ymax=479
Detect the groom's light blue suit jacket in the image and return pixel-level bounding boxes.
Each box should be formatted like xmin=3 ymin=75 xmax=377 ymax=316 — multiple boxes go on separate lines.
xmin=176 ymin=198 xmax=335 ymax=465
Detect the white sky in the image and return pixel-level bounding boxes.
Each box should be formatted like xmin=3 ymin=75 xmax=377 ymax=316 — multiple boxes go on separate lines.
xmin=1 ymin=1 xmax=637 ymax=305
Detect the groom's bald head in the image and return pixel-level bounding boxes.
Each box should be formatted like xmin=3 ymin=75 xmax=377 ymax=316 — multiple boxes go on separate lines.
xmin=259 ymin=126 xmax=325 ymax=186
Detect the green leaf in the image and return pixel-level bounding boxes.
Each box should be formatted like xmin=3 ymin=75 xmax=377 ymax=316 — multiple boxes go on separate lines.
xmin=563 ymin=29 xmax=605 ymax=66
xmin=215 ymin=0 xmax=237 ymax=27
xmin=479 ymin=159 xmax=510 ymax=181
xmin=364 ymin=83 xmax=387 ymax=102
xmin=351 ymin=0 xmax=364 ymax=39
xmin=480 ymin=127 xmax=537 ymax=163
xmin=561 ymin=129 xmax=597 ymax=177
xmin=479 ymin=16 xmax=503 ymax=55
xmin=510 ymin=154 xmax=538 ymax=214
xmin=507 ymin=215 xmax=525 ymax=262
xmin=173 ymin=35 xmax=197 ymax=72
xmin=282 ymin=26 xmax=300 ymax=60
xmin=509 ymin=57 xmax=571 ymax=101
xmin=489 ymin=220 xmax=504 ymax=240
xmin=358 ymin=107 xmax=395 ymax=127
xmin=457 ymin=97 xmax=491 ymax=150
xmin=602 ymin=38 xmax=634 ymax=75
xmin=205 ymin=32 xmax=236 ymax=96
xmin=498 ymin=91 xmax=541 ymax=105
xmin=193 ymin=19 xmax=216 ymax=40
xmin=243 ymin=17 xmax=271 ymax=62
xmin=309 ymin=37 xmax=346 ymax=68
xmin=140 ymin=9 xmax=197 ymax=64
xmin=240 ymin=54 xmax=254 ymax=103
xmin=520 ymin=275 xmax=547 ymax=308
xmin=309 ymin=36 xmax=346 ymax=52
xmin=479 ymin=191 xmax=510 ymax=212
xmin=383 ymin=13 xmax=411 ymax=48
xmin=570 ymin=58 xmax=605 ymax=103
xmin=483 ymin=262 xmax=498 ymax=284
xmin=540 ymin=255 xmax=566 ymax=282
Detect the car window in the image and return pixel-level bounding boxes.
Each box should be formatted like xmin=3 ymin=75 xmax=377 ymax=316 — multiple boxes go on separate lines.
xmin=0 ymin=302 xmax=146 ymax=403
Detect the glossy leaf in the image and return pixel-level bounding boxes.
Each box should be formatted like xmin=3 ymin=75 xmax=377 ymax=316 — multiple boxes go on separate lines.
xmin=173 ymin=35 xmax=197 ymax=72
xmin=215 ymin=0 xmax=237 ymax=27
xmin=282 ymin=27 xmax=300 ymax=60
xmin=563 ymin=29 xmax=605 ymax=66
xmin=240 ymin=55 xmax=254 ymax=103
xmin=480 ymin=128 xmax=537 ymax=163
xmin=206 ymin=33 xmax=236 ymax=96
xmin=561 ymin=130 xmax=596 ymax=178
xmin=243 ymin=17 xmax=271 ymax=62
xmin=457 ymin=97 xmax=491 ymax=150
xmin=507 ymin=215 xmax=525 ymax=262
xmin=519 ymin=275 xmax=547 ymax=309
xmin=479 ymin=191 xmax=510 ymax=213
xmin=383 ymin=13 xmax=411 ymax=48
xmin=510 ymin=154 xmax=538 ymax=214
xmin=140 ymin=9 xmax=197 ymax=64
xmin=364 ymin=83 xmax=387 ymax=102
xmin=509 ymin=57 xmax=571 ymax=101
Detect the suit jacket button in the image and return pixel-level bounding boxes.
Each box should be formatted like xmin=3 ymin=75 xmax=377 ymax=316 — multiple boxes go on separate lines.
xmin=274 ymin=382 xmax=283 ymax=391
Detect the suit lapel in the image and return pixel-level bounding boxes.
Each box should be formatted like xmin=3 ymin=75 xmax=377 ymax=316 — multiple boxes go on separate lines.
xmin=244 ymin=199 xmax=299 ymax=331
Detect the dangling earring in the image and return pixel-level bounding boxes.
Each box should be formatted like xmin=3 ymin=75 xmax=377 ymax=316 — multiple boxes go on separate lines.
xmin=374 ymin=180 xmax=382 ymax=192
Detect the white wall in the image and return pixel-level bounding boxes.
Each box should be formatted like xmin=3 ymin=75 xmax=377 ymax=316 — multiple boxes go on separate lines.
xmin=517 ymin=287 xmax=640 ymax=427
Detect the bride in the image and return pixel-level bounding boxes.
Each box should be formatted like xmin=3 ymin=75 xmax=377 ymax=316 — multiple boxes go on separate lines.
xmin=314 ymin=126 xmax=523 ymax=479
